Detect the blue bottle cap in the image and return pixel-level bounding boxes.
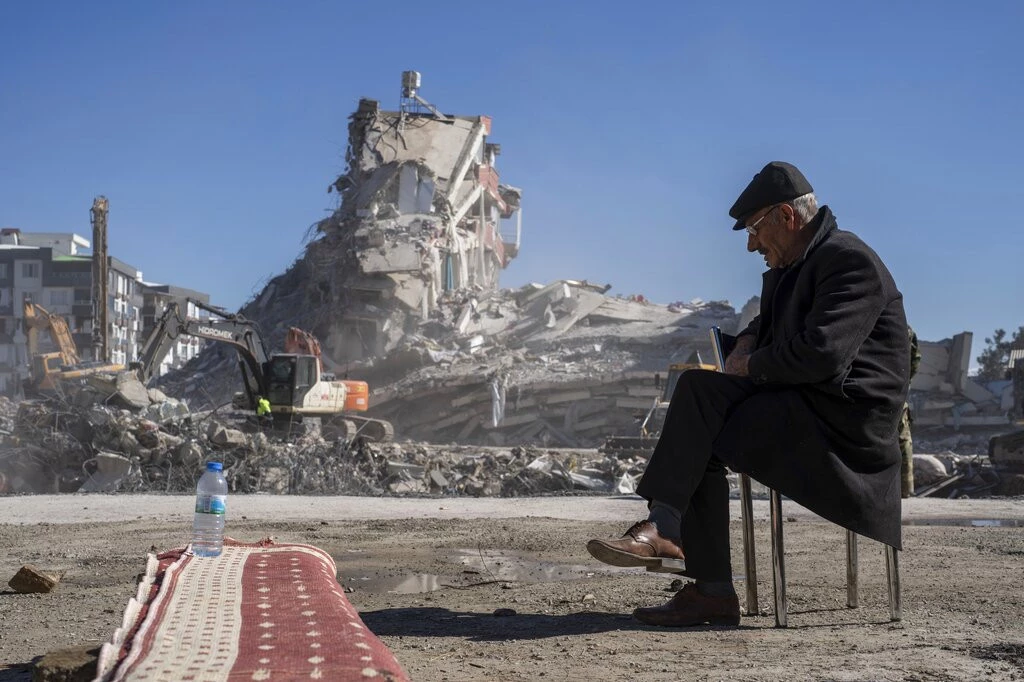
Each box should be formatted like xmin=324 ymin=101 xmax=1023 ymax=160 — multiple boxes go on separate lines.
xmin=206 ymin=462 xmax=223 ymax=472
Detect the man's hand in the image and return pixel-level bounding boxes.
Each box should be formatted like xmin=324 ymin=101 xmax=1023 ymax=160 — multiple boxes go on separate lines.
xmin=724 ymin=335 xmax=755 ymax=376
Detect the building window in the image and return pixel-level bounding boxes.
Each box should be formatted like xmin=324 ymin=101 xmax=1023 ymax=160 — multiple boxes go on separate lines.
xmin=0 ymin=263 xmax=7 ymax=278
xmin=49 ymin=290 xmax=71 ymax=306
xmin=21 ymin=262 xmax=39 ymax=278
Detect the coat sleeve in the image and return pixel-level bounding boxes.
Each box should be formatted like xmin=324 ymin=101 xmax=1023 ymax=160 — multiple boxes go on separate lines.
xmin=747 ymin=249 xmax=887 ymax=387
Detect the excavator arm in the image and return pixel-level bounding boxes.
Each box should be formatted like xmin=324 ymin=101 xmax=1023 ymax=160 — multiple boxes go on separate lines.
xmin=22 ymin=299 xmax=81 ymax=367
xmin=284 ymin=327 xmax=324 ymax=370
xmin=133 ymin=299 xmax=272 ymax=409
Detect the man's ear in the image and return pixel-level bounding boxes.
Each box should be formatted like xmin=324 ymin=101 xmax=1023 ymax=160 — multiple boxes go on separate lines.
xmin=780 ymin=203 xmax=797 ymax=228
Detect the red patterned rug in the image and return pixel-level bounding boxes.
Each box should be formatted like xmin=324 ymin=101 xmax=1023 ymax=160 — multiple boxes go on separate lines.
xmin=94 ymin=538 xmax=409 ymax=681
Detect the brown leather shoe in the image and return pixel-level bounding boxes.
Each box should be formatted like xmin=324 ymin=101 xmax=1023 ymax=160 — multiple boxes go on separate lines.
xmin=586 ymin=520 xmax=686 ymax=572
xmin=633 ymin=582 xmax=741 ymax=627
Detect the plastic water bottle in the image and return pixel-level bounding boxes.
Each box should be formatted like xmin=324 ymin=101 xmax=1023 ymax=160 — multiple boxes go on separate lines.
xmin=192 ymin=462 xmax=227 ymax=557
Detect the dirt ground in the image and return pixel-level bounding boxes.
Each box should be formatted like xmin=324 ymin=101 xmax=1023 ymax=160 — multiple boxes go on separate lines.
xmin=0 ymin=495 xmax=1022 ymax=681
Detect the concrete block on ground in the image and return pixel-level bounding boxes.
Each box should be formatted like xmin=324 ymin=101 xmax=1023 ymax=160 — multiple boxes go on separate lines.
xmin=32 ymin=644 xmax=99 ymax=681
xmin=9 ymin=564 xmax=62 ymax=593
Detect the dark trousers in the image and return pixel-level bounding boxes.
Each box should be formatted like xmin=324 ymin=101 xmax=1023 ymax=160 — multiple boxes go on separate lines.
xmin=636 ymin=369 xmax=763 ymax=582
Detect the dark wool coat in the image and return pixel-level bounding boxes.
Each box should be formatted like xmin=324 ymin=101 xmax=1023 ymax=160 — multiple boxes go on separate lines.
xmin=735 ymin=206 xmax=910 ymax=548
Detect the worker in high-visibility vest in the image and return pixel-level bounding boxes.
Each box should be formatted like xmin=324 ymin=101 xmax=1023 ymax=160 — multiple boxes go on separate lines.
xmin=256 ymin=397 xmax=272 ymax=425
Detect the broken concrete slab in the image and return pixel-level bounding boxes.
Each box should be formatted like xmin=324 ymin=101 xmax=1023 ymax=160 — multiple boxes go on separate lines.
xmin=78 ymin=452 xmax=132 ymax=493
xmin=147 ymin=387 xmax=169 ymax=404
xmin=9 ymin=564 xmax=62 ymax=594
xmin=113 ymin=372 xmax=152 ymax=410
xmin=32 ymin=644 xmax=99 ymax=682
xmin=206 ymin=422 xmax=247 ymax=447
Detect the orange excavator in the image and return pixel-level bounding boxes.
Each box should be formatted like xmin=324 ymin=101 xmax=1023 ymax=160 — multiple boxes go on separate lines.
xmin=132 ymin=299 xmax=393 ymax=442
xmin=22 ymin=298 xmax=124 ymax=393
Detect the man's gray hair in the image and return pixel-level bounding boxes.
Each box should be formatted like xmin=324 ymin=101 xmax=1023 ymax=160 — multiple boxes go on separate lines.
xmin=788 ymin=193 xmax=818 ymax=224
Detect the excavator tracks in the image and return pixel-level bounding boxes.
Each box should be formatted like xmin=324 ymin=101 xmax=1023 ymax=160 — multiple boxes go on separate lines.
xmin=322 ymin=416 xmax=395 ymax=444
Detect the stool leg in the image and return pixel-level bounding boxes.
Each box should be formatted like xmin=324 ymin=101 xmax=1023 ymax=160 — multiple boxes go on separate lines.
xmin=846 ymin=530 xmax=859 ymax=608
xmin=769 ymin=488 xmax=787 ymax=627
xmin=739 ymin=473 xmax=759 ymax=616
xmin=885 ymin=545 xmax=902 ymax=621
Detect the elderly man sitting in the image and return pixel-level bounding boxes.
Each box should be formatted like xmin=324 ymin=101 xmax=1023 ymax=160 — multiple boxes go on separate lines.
xmin=587 ymin=161 xmax=910 ymax=627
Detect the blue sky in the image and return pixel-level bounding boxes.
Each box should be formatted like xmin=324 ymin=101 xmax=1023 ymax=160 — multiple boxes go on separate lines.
xmin=2 ymin=1 xmax=1022 ymax=363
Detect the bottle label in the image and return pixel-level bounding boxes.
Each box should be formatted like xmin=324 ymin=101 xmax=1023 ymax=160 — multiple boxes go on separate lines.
xmin=196 ymin=494 xmax=226 ymax=515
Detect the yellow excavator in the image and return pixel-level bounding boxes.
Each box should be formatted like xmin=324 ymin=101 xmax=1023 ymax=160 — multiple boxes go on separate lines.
xmin=22 ymin=298 xmax=124 ymax=393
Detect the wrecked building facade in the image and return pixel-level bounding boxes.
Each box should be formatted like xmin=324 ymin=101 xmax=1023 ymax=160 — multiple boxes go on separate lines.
xmin=911 ymin=332 xmax=1016 ymax=430
xmin=305 ymin=84 xmax=522 ymax=363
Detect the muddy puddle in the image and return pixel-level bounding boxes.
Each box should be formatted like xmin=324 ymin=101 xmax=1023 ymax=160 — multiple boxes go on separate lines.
xmin=343 ymin=548 xmax=644 ymax=594
xmin=904 ymin=518 xmax=1023 ymax=527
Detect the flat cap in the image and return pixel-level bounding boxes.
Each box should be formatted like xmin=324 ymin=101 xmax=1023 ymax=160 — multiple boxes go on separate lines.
xmin=729 ymin=161 xmax=813 ymax=230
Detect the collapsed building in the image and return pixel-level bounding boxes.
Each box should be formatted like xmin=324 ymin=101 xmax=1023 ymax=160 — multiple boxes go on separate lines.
xmin=304 ymin=72 xmax=523 ymax=362
xmin=911 ymin=332 xmax=1015 ymax=430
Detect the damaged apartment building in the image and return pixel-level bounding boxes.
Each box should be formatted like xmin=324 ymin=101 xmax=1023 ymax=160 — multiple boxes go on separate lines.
xmin=0 ymin=226 xmax=211 ymax=395
xmin=307 ymin=72 xmax=522 ymax=362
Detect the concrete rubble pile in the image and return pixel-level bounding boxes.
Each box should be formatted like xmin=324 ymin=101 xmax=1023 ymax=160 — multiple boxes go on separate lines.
xmin=157 ymin=281 xmax=743 ymax=448
xmin=1 ymin=369 xmax=666 ymax=495
xmin=365 ymin=291 xmax=740 ymax=447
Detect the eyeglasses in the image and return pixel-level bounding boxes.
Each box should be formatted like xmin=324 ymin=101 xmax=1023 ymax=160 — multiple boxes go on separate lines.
xmin=745 ymin=205 xmax=779 ymax=237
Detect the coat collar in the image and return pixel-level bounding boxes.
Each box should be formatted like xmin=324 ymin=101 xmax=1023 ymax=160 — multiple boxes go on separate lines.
xmin=791 ymin=205 xmax=836 ymax=268
xmin=760 ymin=206 xmax=837 ymax=286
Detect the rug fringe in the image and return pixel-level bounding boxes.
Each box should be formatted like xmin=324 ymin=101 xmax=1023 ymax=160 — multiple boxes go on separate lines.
xmin=93 ymin=553 xmax=160 ymax=681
